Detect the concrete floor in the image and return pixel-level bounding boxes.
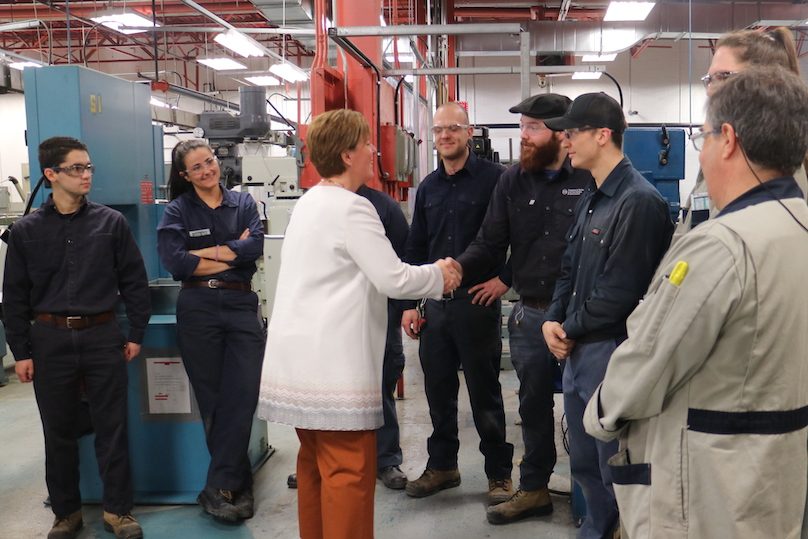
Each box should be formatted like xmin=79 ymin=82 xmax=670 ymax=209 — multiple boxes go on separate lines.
xmin=0 ymin=337 xmax=580 ymax=539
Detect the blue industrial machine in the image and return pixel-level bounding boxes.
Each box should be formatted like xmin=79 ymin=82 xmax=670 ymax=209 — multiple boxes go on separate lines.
xmin=624 ymin=126 xmax=686 ymax=221
xmin=23 ymin=65 xmax=271 ymax=503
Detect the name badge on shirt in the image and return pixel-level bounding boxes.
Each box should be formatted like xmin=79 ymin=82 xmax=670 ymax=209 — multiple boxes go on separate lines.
xmin=189 ymin=228 xmax=211 ymax=238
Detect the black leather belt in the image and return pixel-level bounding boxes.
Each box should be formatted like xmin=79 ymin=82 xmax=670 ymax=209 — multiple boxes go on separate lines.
xmin=35 ymin=311 xmax=114 ymax=330
xmin=182 ymin=279 xmax=251 ymax=291
xmin=521 ymin=297 xmax=551 ymax=310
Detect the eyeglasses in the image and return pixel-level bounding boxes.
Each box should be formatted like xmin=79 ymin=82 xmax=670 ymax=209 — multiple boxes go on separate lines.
xmin=562 ymin=127 xmax=598 ymax=140
xmin=519 ymin=123 xmax=549 ymax=134
xmin=51 ymin=163 xmax=94 ymax=177
xmin=186 ymin=157 xmax=219 ymax=175
xmin=689 ymin=127 xmax=722 ymax=151
xmin=431 ymin=124 xmax=470 ymax=135
xmin=700 ymin=71 xmax=738 ymax=89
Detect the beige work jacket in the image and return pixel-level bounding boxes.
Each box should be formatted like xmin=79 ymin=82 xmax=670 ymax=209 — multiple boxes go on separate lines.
xmin=673 ymin=164 xmax=808 ymax=245
xmin=584 ymin=195 xmax=808 ymax=538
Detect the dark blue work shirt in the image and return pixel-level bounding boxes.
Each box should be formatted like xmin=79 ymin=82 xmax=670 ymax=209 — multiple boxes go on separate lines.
xmin=157 ymin=184 xmax=264 ymax=283
xmin=357 ymin=185 xmax=409 ymax=259
xmin=2 ymin=195 xmax=151 ymax=359
xmin=457 ymin=159 xmax=592 ymax=302
xmin=405 ymin=151 xmax=505 ymax=287
xmin=546 ymin=158 xmax=673 ymax=342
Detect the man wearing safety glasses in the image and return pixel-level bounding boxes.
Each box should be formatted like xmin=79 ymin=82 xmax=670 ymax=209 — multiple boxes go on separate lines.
xmin=540 ymin=92 xmax=673 ymax=539
xmin=3 ymin=137 xmax=150 ymax=539
xmin=456 ymin=93 xmax=592 ymax=525
xmin=584 ymin=66 xmax=808 ymax=539
xmin=403 ymin=102 xmax=515 ymax=508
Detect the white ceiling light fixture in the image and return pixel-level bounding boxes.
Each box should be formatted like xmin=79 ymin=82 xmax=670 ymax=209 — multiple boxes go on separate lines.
xmin=269 ymin=62 xmax=309 ymax=83
xmin=581 ymin=53 xmax=617 ymax=62
xmin=603 ymin=2 xmax=656 ymax=22
xmin=245 ymin=75 xmax=281 ymax=86
xmin=197 ymin=57 xmax=247 ymax=71
xmin=90 ymin=11 xmax=160 ymax=35
xmin=214 ymin=29 xmax=264 ymax=58
xmin=572 ymin=71 xmax=603 ymax=80
xmin=8 ymin=61 xmax=43 ymax=70
xmin=150 ymin=96 xmax=175 ymax=109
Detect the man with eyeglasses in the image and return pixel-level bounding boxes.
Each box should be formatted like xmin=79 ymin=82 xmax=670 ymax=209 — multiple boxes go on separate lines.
xmin=3 ymin=136 xmax=150 ymax=539
xmin=583 ymin=66 xmax=808 ymax=539
xmin=539 ymin=92 xmax=673 ymax=539
xmin=452 ymin=93 xmax=591 ymax=524
xmin=403 ymin=102 xmax=515 ymax=506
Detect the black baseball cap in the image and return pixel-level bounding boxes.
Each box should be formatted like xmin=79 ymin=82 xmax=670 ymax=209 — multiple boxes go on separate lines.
xmin=544 ymin=92 xmax=626 ymax=133
xmin=509 ymin=93 xmax=571 ymax=120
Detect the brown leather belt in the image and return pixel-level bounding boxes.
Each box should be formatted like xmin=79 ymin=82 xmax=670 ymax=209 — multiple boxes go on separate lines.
xmin=521 ymin=297 xmax=551 ymax=310
xmin=35 ymin=311 xmax=114 ymax=330
xmin=182 ymin=279 xmax=251 ymax=292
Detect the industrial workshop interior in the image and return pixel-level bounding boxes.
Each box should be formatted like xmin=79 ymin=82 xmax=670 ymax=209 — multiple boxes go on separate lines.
xmin=1 ymin=0 xmax=808 ymax=538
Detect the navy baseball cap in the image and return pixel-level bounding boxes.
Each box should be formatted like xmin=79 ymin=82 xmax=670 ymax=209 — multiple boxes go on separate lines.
xmin=509 ymin=93 xmax=571 ymax=120
xmin=544 ymin=92 xmax=626 ymax=133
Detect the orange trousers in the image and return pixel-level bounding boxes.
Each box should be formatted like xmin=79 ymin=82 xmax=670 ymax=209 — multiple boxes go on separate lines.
xmin=296 ymin=429 xmax=377 ymax=539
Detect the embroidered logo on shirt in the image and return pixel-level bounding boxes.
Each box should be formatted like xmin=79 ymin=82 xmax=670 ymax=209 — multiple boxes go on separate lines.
xmin=562 ymin=188 xmax=585 ymax=196
xmin=591 ymin=228 xmax=601 ymax=235
xmin=189 ymin=228 xmax=212 ymax=237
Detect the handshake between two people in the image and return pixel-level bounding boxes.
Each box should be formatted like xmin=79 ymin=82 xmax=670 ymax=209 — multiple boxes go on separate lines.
xmin=401 ymin=257 xmax=462 ymax=340
xmin=435 ymin=257 xmax=462 ymax=294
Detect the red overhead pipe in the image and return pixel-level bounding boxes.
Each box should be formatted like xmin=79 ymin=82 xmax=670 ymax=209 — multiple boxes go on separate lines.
xmin=312 ymin=0 xmax=328 ymax=69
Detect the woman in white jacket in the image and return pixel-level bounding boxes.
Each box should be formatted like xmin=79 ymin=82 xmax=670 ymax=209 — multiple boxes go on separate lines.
xmin=258 ymin=108 xmax=460 ymax=539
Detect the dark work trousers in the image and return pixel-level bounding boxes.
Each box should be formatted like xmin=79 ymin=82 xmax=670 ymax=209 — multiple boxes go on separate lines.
xmin=176 ymin=288 xmax=265 ymax=492
xmin=377 ymin=302 xmax=405 ymax=469
xmin=31 ymin=320 xmax=133 ymax=518
xmin=563 ymin=339 xmax=621 ymax=539
xmin=419 ymin=293 xmax=513 ymax=480
xmin=508 ymin=302 xmax=561 ymax=491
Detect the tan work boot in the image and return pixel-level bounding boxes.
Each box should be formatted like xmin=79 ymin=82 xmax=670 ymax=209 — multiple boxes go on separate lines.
xmin=103 ymin=512 xmax=144 ymax=539
xmin=486 ymin=487 xmax=553 ymax=525
xmin=47 ymin=510 xmax=83 ymax=539
xmin=487 ymin=478 xmax=514 ymax=506
xmin=405 ymin=468 xmax=461 ymax=498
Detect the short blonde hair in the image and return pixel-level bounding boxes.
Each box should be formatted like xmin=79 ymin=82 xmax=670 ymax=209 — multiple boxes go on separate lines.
xmin=307 ymin=109 xmax=370 ymax=178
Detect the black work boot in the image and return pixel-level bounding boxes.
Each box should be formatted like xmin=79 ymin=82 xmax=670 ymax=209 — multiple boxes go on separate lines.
xmin=197 ymin=486 xmax=240 ymax=523
xmin=378 ymin=465 xmax=408 ymax=490
xmin=234 ymin=487 xmax=255 ymax=519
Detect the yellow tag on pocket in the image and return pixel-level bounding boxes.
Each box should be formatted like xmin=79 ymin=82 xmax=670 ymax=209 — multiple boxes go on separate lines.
xmin=669 ymin=261 xmax=689 ymax=286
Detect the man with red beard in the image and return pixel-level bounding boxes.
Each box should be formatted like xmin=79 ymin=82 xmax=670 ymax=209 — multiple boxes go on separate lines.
xmin=403 ymin=102 xmax=515 ymax=507
xmin=457 ymin=93 xmax=592 ymax=525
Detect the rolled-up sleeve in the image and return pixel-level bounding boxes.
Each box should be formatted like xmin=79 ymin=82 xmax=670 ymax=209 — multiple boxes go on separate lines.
xmin=157 ymin=202 xmax=200 ymax=281
xmin=224 ymin=194 xmax=263 ymax=265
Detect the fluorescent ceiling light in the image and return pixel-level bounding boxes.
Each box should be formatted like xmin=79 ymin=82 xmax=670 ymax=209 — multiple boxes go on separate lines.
xmin=245 ymin=75 xmax=281 ymax=86
xmin=269 ymin=62 xmax=309 ymax=82
xmin=572 ymin=72 xmax=603 ymax=80
xmin=604 ymin=2 xmax=655 ymax=22
xmin=385 ymin=54 xmax=414 ymax=63
xmin=150 ymin=96 xmax=174 ymax=109
xmin=214 ymin=29 xmax=264 ymax=58
xmin=8 ymin=61 xmax=42 ymax=70
xmin=197 ymin=57 xmax=247 ymax=71
xmin=581 ymin=53 xmax=617 ymax=62
xmin=90 ymin=12 xmax=160 ymax=35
